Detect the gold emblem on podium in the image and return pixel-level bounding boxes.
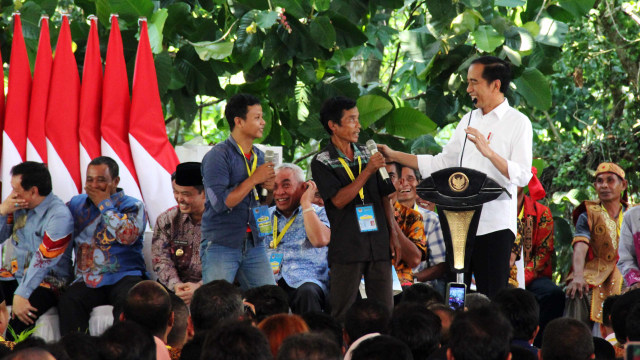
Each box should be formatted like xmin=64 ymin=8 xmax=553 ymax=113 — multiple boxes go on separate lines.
xmin=175 ymin=248 xmax=184 ymax=257
xmin=448 ymin=172 xmax=469 ymax=192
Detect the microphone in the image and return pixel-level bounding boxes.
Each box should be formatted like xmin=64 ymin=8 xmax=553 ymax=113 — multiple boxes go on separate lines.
xmin=262 ymin=150 xmax=276 ymax=197
xmin=365 ymin=140 xmax=390 ymax=181
xmin=472 ymin=98 xmax=478 ymax=105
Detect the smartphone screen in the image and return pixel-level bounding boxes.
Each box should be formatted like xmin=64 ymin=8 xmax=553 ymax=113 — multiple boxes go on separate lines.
xmin=625 ymin=342 xmax=640 ymax=360
xmin=446 ymin=283 xmax=466 ymax=311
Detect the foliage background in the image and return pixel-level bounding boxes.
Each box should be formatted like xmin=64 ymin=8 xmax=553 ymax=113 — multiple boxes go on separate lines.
xmin=0 ymin=0 xmax=639 ymax=283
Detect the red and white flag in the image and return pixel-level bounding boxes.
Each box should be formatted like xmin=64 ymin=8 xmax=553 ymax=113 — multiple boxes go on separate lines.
xmin=79 ymin=16 xmax=103 ymax=187
xmin=130 ymin=19 xmax=179 ymax=226
xmin=1 ymin=13 xmax=32 ymax=200
xmin=26 ymin=16 xmax=52 ymax=164
xmin=45 ymin=15 xmax=81 ymax=202
xmin=101 ymin=15 xmax=143 ymax=202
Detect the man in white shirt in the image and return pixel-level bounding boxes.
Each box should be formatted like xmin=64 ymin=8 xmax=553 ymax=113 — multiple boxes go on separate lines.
xmin=378 ymin=56 xmax=533 ymax=298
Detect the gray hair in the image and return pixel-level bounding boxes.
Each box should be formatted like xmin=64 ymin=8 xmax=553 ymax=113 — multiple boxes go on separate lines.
xmin=275 ymin=163 xmax=305 ymax=183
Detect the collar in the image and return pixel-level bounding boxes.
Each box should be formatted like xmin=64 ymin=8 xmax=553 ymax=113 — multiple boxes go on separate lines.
xmin=227 ymin=135 xmax=254 ymax=158
xmin=32 ymin=193 xmax=55 ymax=216
xmin=274 ymin=204 xmax=303 ymax=220
xmin=328 ymin=141 xmax=364 ymax=162
xmin=84 ymin=189 xmax=125 ymax=207
xmin=481 ymin=98 xmax=510 ymax=121
xmin=179 ymin=210 xmax=201 ymax=225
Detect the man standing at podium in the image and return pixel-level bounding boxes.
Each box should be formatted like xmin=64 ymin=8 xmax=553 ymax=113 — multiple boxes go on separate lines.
xmin=378 ymin=56 xmax=533 ymax=298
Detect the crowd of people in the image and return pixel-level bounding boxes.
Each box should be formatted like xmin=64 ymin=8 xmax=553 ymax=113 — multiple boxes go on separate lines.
xmin=0 ymin=55 xmax=636 ymax=360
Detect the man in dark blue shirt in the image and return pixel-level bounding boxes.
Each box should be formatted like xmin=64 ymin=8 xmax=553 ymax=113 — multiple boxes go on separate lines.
xmin=200 ymin=94 xmax=276 ymax=289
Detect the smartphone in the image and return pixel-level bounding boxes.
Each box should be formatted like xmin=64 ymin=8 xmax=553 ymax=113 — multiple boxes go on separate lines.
xmin=445 ymin=282 xmax=466 ymax=311
xmin=625 ymin=342 xmax=640 ymax=360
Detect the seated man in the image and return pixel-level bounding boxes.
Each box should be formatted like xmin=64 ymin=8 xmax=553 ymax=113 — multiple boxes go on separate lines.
xmin=539 ymin=318 xmax=594 ymax=360
xmin=264 ymin=163 xmax=330 ymax=314
xmin=618 ymin=204 xmax=640 ymax=290
xmin=0 ymin=162 xmax=74 ymax=340
xmin=565 ymin=162 xmax=627 ymax=324
xmin=152 ymin=162 xmax=204 ymax=304
xmin=447 ymin=306 xmax=512 ymax=360
xmin=58 ymin=156 xmax=147 ymax=335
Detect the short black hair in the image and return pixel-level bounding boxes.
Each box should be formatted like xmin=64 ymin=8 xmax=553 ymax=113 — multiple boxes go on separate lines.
xmin=492 ymin=288 xmax=539 ymax=341
xmin=351 ymin=335 xmax=414 ymax=360
xmin=11 ymin=162 xmax=52 ymax=196
xmin=345 ymin=299 xmax=390 ymax=344
xmin=224 ymin=93 xmax=261 ymax=131
xmin=243 ymin=285 xmax=289 ymax=323
xmin=470 ymin=56 xmax=511 ymax=94
xmin=190 ymin=280 xmax=243 ymax=333
xmin=602 ymin=295 xmax=620 ymax=328
xmin=123 ymin=280 xmax=172 ymax=338
xmin=301 ymin=311 xmax=343 ymax=348
xmin=402 ymin=283 xmax=443 ymax=307
xmin=201 ymin=320 xmax=272 ymax=360
xmin=390 ymin=302 xmax=441 ymax=360
xmin=276 ymin=332 xmax=341 ymax=360
xmin=611 ymin=288 xmax=640 ymax=344
xmin=89 ymin=156 xmax=119 ymax=179
xmin=541 ymin=318 xmax=594 ymax=360
xmin=319 ymin=96 xmax=357 ymax=135
xmin=448 ymin=305 xmax=512 ymax=360
xmin=98 ymin=321 xmax=156 ymax=360
xmin=58 ymin=333 xmax=100 ymax=360
xmin=593 ymin=337 xmax=615 ymax=360
xmin=167 ymin=293 xmax=189 ymax=348
xmin=626 ymin=303 xmax=640 ymax=341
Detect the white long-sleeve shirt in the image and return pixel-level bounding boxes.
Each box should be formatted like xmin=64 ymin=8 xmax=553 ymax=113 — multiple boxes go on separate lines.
xmin=417 ymin=99 xmax=533 ymax=236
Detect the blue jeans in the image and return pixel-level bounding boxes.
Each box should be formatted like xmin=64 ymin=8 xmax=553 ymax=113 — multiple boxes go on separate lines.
xmin=201 ymin=235 xmax=275 ymax=290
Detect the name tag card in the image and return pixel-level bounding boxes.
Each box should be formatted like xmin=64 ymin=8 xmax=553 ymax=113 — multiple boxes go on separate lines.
xmin=356 ymin=204 xmax=378 ymax=232
xmin=253 ymin=205 xmax=273 ymax=236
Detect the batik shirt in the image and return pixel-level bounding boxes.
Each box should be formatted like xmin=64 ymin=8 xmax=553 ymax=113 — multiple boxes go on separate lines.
xmin=67 ymin=190 xmax=147 ymax=288
xmin=393 ymin=202 xmax=427 ymax=286
xmin=0 ymin=194 xmax=73 ymax=298
xmin=152 ymin=206 xmax=202 ymax=291
xmin=264 ymin=204 xmax=330 ymax=294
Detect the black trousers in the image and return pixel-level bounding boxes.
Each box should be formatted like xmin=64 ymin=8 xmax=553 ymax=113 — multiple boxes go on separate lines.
xmin=464 ymin=229 xmax=514 ymax=299
xmin=277 ymin=278 xmax=326 ymax=315
xmin=58 ymin=275 xmax=143 ymax=336
xmin=0 ymin=280 xmax=57 ymax=341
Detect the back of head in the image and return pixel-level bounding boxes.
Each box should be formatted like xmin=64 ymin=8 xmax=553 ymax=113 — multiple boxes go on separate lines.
xmin=190 ymin=280 xmax=243 ymax=333
xmin=428 ymin=303 xmax=456 ymax=345
xmin=201 ymin=320 xmax=272 ymax=360
xmin=258 ymin=314 xmax=309 ymax=357
xmin=88 ymin=156 xmax=119 ymax=178
xmin=345 ymin=299 xmax=391 ymax=344
xmin=99 ymin=321 xmax=156 ymax=360
xmin=319 ymin=96 xmax=357 ymax=135
xmin=465 ymin=292 xmax=491 ymax=310
xmin=59 ymin=333 xmax=100 ymax=360
xmin=602 ymin=295 xmax=619 ymax=328
xmin=592 ymin=337 xmax=615 ymax=360
xmin=244 ymin=285 xmax=290 ymax=322
xmin=626 ymin=303 xmax=640 ymax=341
xmin=351 ymin=335 xmax=414 ymax=360
xmin=390 ymin=302 xmax=441 ymax=360
xmin=401 ymin=283 xmax=443 ymax=306
xmin=611 ymin=289 xmax=640 ymax=344
xmin=10 ymin=161 xmax=52 ymax=196
xmin=509 ymin=345 xmax=537 ymax=360
xmin=276 ymin=332 xmax=341 ymax=360
xmin=3 ymin=348 xmax=55 ymax=360
xmin=493 ymin=288 xmax=539 ymax=341
xmin=122 ymin=280 xmax=172 ymax=337
xmin=469 ymin=56 xmax=511 ymax=94
xmin=448 ymin=305 xmax=512 ymax=360
xmin=167 ymin=293 xmax=190 ymax=348
xmin=225 ymin=93 xmax=260 ymax=131
xmin=541 ymin=318 xmax=594 ymax=360
xmin=302 ymin=311 xmax=344 ymax=348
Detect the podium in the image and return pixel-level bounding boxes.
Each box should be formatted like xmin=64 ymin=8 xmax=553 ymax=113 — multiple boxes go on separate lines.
xmin=416 ymin=167 xmax=510 ymax=284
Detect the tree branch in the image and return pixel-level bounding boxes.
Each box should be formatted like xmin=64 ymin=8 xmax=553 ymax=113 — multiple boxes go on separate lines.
xmin=164 ymin=99 xmax=224 ymax=125
xmin=293 ymin=150 xmax=320 ymax=164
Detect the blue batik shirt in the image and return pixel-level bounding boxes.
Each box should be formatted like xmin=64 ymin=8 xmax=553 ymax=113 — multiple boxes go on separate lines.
xmin=264 ymin=204 xmax=330 ymax=294
xmin=67 ymin=190 xmax=147 ymax=288
xmin=0 ymin=193 xmax=74 ymax=299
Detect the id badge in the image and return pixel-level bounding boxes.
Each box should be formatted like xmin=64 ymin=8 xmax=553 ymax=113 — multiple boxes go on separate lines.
xmin=270 ymin=253 xmax=284 ymax=273
xmin=252 ymin=205 xmax=273 ymax=236
xmin=356 ymin=204 xmax=378 ymax=232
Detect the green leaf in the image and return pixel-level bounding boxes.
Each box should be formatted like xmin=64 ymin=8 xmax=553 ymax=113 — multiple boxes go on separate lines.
xmin=411 ymin=134 xmax=442 ymax=155
xmin=535 ymin=17 xmax=568 ymax=47
xmin=170 ymin=89 xmax=198 ymax=125
xmin=256 ymin=10 xmax=278 ymax=29
xmin=310 ymin=16 xmax=335 ymax=49
xmin=191 ymin=41 xmax=234 ymax=61
xmin=451 ymin=11 xmax=478 ymax=34
xmin=546 ymin=5 xmax=575 ymax=23
xmin=495 ymin=0 xmax=526 ymax=6
xmin=384 ymin=108 xmax=437 ymax=139
xmin=274 ymin=0 xmax=307 ymax=19
xmin=471 ymin=25 xmax=505 ymax=52
xmin=328 ymin=12 xmax=367 ymax=48
xmin=148 ymin=9 xmax=168 ymax=54
xmin=154 ymin=51 xmax=173 ymax=96
xmin=314 ymin=0 xmax=330 ymax=12
xmin=399 ymin=28 xmax=440 ymax=63
xmin=558 ymin=0 xmax=596 ymax=18
xmin=553 ymin=217 xmax=573 ymax=246
xmin=96 ymin=0 xmax=154 ymax=25
xmin=357 ymin=95 xmax=394 ymax=129
xmin=502 ymin=45 xmax=522 ymax=66
xmin=522 ymin=21 xmax=540 ymax=37
xmin=298 ymin=114 xmax=328 ymax=139
xmin=513 ymin=68 xmax=551 ymax=110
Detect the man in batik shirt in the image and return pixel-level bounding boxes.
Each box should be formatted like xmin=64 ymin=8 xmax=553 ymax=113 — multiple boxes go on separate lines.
xmin=152 ymin=162 xmax=204 ymax=305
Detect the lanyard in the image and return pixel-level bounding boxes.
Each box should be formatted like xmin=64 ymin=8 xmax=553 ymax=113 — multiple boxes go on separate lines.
xmin=272 ymin=214 xmax=297 ymax=249
xmin=236 ymin=143 xmax=259 ymax=201
xmin=338 ymin=156 xmax=364 ymax=203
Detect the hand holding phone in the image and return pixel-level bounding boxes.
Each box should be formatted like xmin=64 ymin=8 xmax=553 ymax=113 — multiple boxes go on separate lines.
xmin=445 ymin=282 xmax=466 ymax=311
